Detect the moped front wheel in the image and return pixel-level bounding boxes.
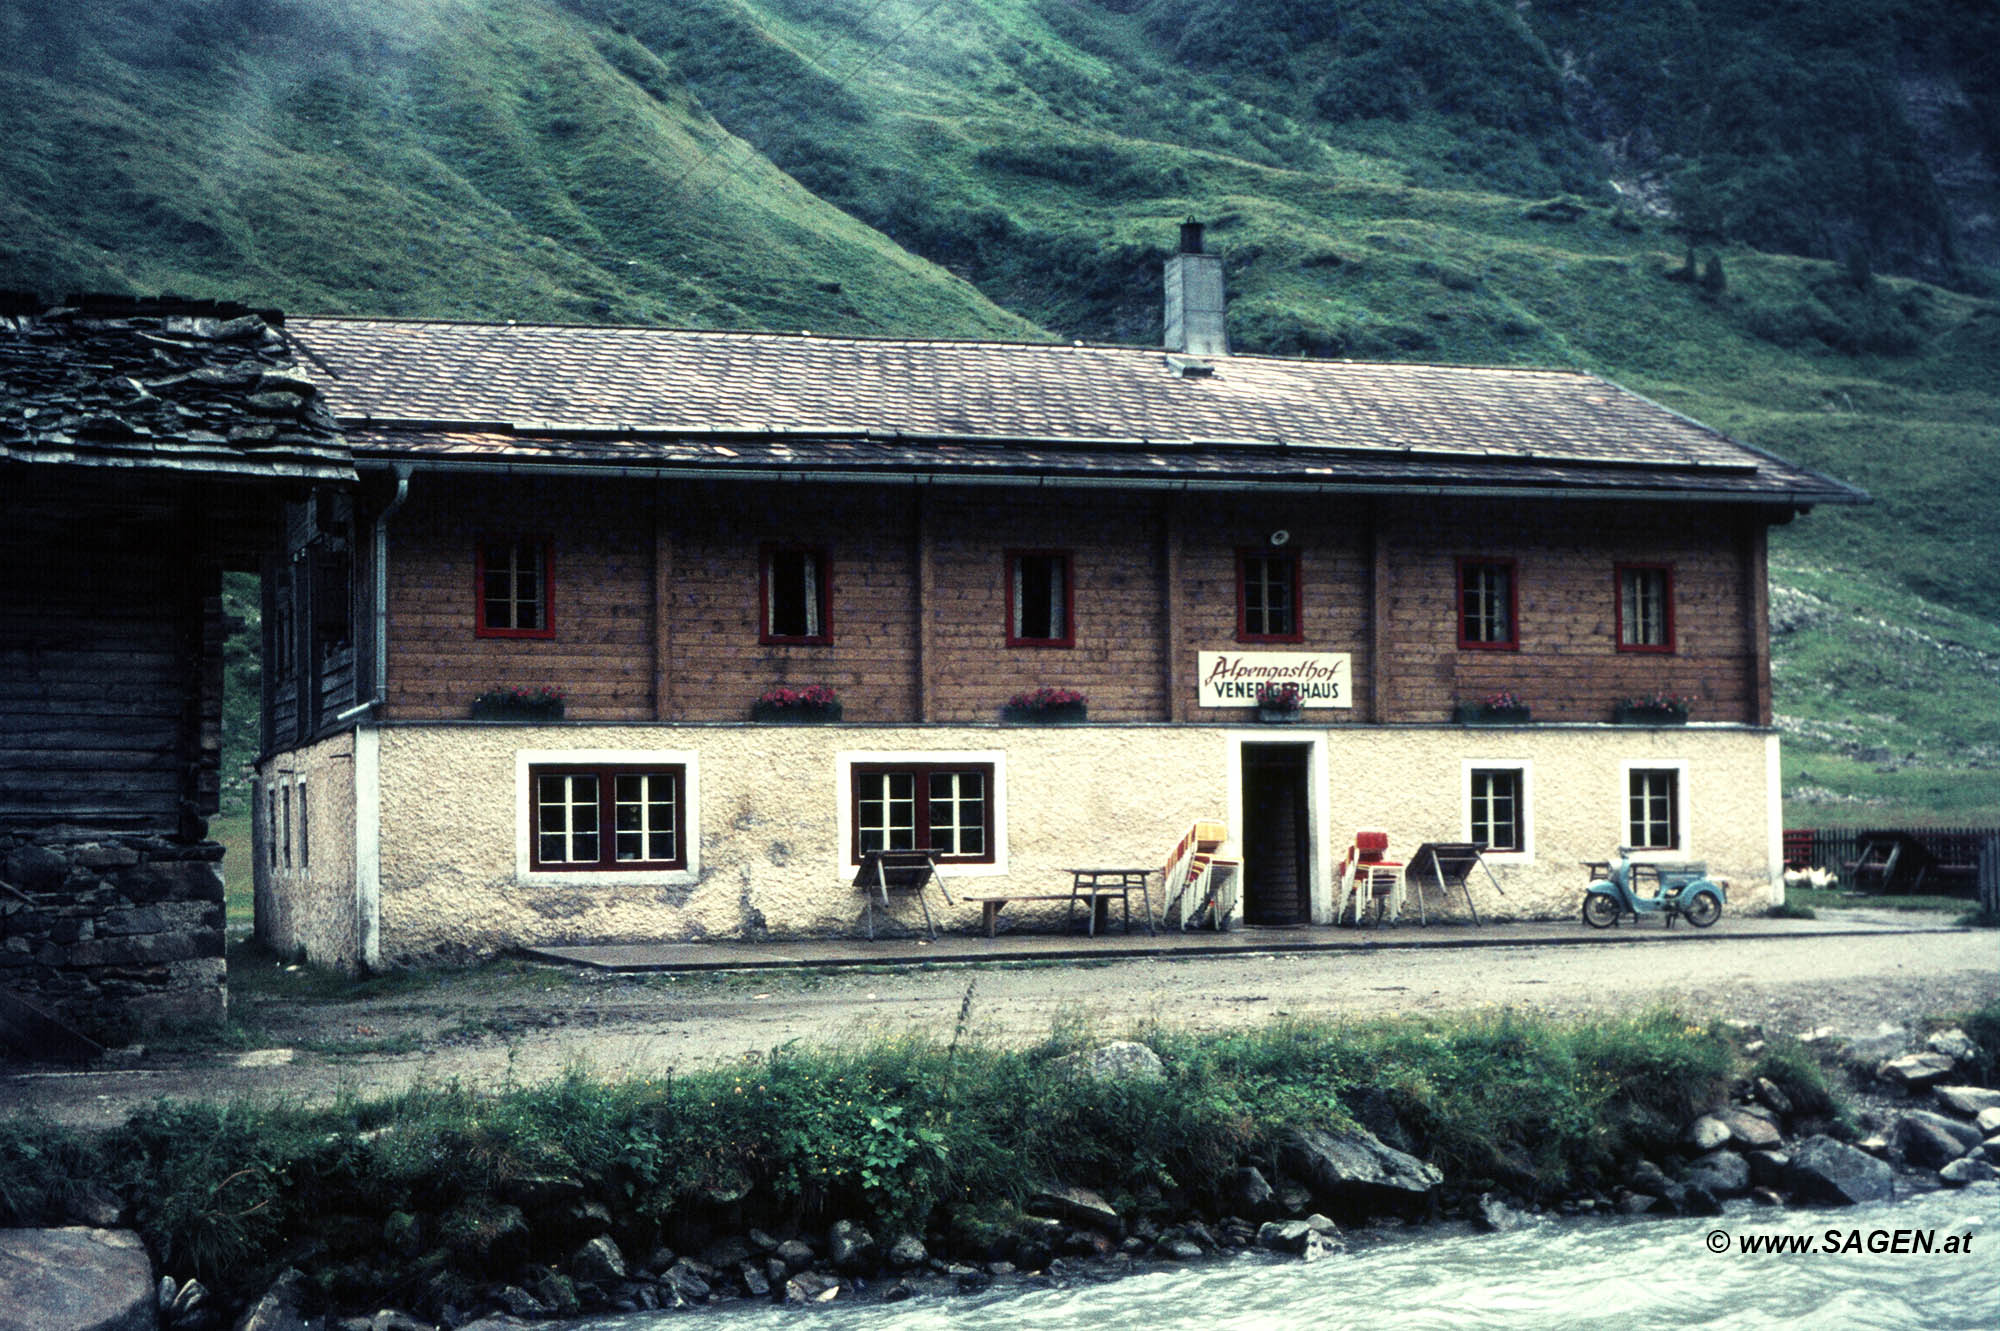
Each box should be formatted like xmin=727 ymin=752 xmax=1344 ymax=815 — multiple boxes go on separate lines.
xmin=1682 ymin=893 xmax=1722 ymax=928
xmin=1582 ymin=894 xmax=1621 ymax=929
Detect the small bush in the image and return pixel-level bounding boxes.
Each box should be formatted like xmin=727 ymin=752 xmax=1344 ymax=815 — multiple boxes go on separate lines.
xmin=1751 ymin=1040 xmax=1837 ymax=1118
xmin=1949 ymin=998 xmax=2000 ymax=1084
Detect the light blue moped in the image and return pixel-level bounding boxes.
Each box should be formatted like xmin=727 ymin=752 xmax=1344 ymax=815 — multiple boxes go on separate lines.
xmin=1581 ymin=846 xmax=1725 ymax=929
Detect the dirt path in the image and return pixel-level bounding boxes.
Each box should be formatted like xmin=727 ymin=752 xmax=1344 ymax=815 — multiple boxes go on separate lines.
xmin=4 ymin=929 xmax=1995 ymax=1127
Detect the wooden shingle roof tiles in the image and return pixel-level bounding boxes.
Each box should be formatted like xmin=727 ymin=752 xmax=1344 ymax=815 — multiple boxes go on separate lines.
xmin=287 ymin=317 xmax=1865 ymax=505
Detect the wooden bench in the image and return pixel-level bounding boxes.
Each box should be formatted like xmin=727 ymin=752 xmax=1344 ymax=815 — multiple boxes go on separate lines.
xmin=960 ymin=893 xmax=1076 ymax=938
xmin=962 ymin=870 xmax=1156 ymax=939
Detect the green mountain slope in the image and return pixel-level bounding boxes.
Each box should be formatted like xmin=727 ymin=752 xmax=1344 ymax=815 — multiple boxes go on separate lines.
xmin=4 ymin=0 xmax=1996 ymax=821
xmin=0 ymin=0 xmax=1035 ymax=335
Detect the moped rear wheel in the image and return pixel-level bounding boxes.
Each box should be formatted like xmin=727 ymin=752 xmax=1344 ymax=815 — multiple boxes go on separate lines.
xmin=1682 ymin=893 xmax=1722 ymax=928
xmin=1582 ymin=894 xmax=1621 ymax=929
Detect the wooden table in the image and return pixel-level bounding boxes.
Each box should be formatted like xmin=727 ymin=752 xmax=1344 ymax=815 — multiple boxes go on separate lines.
xmin=1404 ymin=842 xmax=1505 ymax=924
xmin=1065 ymin=867 xmax=1156 ymax=937
xmin=854 ymin=850 xmax=950 ymax=940
xmin=958 ymin=869 xmax=1156 ymax=938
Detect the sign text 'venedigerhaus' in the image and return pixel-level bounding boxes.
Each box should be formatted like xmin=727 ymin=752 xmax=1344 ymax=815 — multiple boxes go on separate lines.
xmin=1197 ymin=651 xmax=1353 ymax=709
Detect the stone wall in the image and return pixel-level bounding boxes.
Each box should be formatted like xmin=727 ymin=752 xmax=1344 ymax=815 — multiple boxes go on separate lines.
xmin=1 ymin=830 xmax=226 ymax=1039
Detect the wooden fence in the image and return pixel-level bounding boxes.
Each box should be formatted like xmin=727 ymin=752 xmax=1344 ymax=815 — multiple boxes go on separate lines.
xmin=1784 ymin=825 xmax=2000 ymax=896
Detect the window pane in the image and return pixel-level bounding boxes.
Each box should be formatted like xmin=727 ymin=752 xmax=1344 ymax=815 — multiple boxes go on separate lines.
xmin=1628 ymin=770 xmax=1678 ymax=849
xmin=1463 ymin=564 xmax=1512 ymax=644
xmin=611 ymin=773 xmax=677 ymax=862
xmin=1243 ymin=554 xmax=1295 ymax=637
xmin=770 ymin=549 xmax=806 ymax=635
xmin=928 ymin=770 xmax=986 ymax=857
xmin=483 ymin=540 xmax=545 ymax=631
xmin=885 ymin=772 xmax=915 ymax=849
xmin=1621 ymin=568 xmax=1668 ymax=647
xmin=1470 ymin=769 xmax=1522 ymax=852
xmin=767 ymin=549 xmax=823 ymax=638
xmin=858 ymin=772 xmax=917 ymax=853
xmin=1014 ymin=554 xmax=1065 ymax=640
xmin=538 ymin=773 xmax=600 ymax=864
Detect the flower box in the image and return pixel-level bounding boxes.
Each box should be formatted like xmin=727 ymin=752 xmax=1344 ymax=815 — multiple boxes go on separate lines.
xmin=1255 ymin=682 xmax=1303 ymax=723
xmin=1453 ymin=693 xmax=1530 ymax=725
xmin=1613 ymin=700 xmax=1689 ymax=725
xmin=752 ymin=686 xmax=843 ymax=723
xmin=1001 ymin=687 xmax=1087 ymax=724
xmin=469 ymin=688 xmax=565 ymax=721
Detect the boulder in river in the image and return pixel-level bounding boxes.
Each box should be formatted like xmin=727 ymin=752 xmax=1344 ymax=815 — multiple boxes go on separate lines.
xmin=1278 ymin=1124 xmax=1443 ymax=1214
xmin=1784 ymin=1135 xmax=1894 ymax=1205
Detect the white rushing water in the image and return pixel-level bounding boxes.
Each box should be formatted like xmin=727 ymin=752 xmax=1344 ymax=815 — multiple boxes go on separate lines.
xmin=576 ymin=1186 xmax=1997 ymax=1331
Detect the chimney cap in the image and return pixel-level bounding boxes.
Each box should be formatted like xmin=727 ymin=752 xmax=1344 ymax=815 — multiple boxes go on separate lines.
xmin=1178 ymin=219 xmax=1206 ymax=255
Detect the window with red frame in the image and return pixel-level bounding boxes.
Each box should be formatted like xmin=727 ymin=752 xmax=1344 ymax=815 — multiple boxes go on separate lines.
xmin=477 ymin=538 xmax=554 ymax=638
xmin=1007 ymin=550 xmax=1073 ymax=647
xmin=852 ymin=763 xmax=994 ymax=863
xmin=1616 ymin=564 xmax=1675 ymax=652
xmin=1237 ymin=549 xmax=1302 ymax=642
xmin=761 ymin=545 xmax=832 ymax=644
xmin=531 ymin=764 xmax=686 ymax=871
xmin=1457 ymin=558 xmax=1517 ymax=650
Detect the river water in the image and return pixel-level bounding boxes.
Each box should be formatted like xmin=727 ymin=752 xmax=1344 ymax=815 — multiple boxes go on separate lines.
xmin=574 ymin=1186 xmax=1996 ymax=1331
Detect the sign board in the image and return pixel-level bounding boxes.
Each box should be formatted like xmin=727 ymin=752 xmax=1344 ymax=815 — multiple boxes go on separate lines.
xmin=1197 ymin=652 xmax=1352 ymax=709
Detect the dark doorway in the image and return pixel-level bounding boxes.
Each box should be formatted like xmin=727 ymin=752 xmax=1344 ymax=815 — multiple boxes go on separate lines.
xmin=1241 ymin=743 xmax=1312 ymax=926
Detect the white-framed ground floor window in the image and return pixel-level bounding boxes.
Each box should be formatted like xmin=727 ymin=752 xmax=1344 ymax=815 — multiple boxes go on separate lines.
xmin=836 ymin=750 xmax=1007 ymax=876
xmin=1620 ymin=758 xmax=1690 ymax=859
xmin=1461 ymin=759 xmax=1533 ymax=860
xmin=516 ymin=749 xmax=701 ymax=885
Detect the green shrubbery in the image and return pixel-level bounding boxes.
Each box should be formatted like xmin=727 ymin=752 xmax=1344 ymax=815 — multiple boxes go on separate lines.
xmin=0 ymin=1008 xmax=1746 ymax=1307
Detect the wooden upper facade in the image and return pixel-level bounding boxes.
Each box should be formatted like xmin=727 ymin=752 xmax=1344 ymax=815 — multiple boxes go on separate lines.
xmin=258 ymin=315 xmax=1863 ymax=752
xmin=2 ymin=299 xmax=350 ymax=835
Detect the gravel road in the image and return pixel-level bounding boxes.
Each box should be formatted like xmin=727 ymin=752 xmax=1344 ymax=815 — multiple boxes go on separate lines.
xmin=4 ymin=922 xmax=1993 ymax=1127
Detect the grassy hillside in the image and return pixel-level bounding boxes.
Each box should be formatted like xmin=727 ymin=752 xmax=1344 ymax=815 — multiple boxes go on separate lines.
xmin=0 ymin=0 xmax=1034 ymax=335
xmin=4 ymin=0 xmax=1995 ymax=821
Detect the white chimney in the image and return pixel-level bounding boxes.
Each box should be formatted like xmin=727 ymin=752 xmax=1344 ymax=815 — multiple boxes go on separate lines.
xmin=1164 ymin=219 xmax=1227 ymax=357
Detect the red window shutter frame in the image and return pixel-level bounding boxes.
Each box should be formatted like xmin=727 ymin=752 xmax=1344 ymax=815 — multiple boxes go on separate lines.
xmin=1235 ymin=547 xmax=1304 ymax=644
xmin=759 ymin=542 xmax=835 ymax=646
xmin=1005 ymin=548 xmax=1075 ymax=648
xmin=1455 ymin=555 xmax=1519 ymax=651
xmin=474 ymin=537 xmax=557 ymax=640
xmin=1614 ymin=562 xmax=1677 ymax=654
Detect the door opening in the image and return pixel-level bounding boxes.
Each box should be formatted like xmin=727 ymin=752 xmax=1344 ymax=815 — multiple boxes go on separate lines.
xmin=1241 ymin=743 xmax=1312 ymax=926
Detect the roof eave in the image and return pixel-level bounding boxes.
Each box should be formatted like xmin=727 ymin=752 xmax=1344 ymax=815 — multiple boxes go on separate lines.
xmin=347 ymin=452 xmax=1858 ymax=507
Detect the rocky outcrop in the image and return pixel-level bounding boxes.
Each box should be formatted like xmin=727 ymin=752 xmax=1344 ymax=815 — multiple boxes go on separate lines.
xmin=1876 ymin=1052 xmax=1957 ymax=1089
xmin=1278 ymin=1124 xmax=1443 ymax=1215
xmin=1934 ymin=1085 xmax=2000 ymax=1117
xmin=0 ymin=1227 xmax=155 ymax=1331
xmin=1047 ymin=1041 xmax=1165 ymax=1083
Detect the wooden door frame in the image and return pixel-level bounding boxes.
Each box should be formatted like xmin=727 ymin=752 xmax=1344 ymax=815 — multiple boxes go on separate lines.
xmin=1227 ymin=733 xmax=1331 ymax=925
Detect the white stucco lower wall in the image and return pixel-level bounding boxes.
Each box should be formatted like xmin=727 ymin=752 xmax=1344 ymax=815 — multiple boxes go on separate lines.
xmin=253 ymin=732 xmax=359 ymax=967
xmin=358 ymin=722 xmax=1780 ymax=963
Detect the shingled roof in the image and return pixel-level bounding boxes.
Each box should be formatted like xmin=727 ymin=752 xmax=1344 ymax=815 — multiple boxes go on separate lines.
xmin=2 ymin=298 xmax=352 ymax=481
xmin=286 ymin=317 xmax=1865 ymax=506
